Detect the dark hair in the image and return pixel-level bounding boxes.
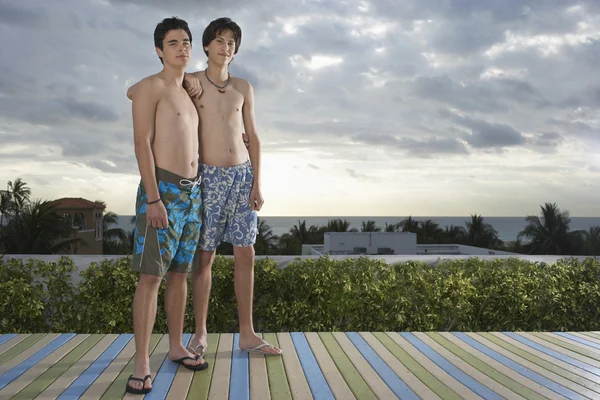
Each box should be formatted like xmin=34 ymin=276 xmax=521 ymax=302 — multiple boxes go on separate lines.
xmin=202 ymin=17 xmax=242 ymax=57
xmin=154 ymin=17 xmax=192 ymax=63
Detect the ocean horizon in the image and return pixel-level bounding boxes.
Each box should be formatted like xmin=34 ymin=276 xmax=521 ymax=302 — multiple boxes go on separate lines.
xmin=114 ymin=215 xmax=600 ymax=242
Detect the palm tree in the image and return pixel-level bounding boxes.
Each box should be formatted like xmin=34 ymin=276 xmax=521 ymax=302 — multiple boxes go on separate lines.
xmin=7 ymin=178 xmax=31 ymax=211
xmin=0 ymin=190 xmax=10 ymax=227
xmin=582 ymin=226 xmax=600 ymax=256
xmin=254 ymin=218 xmax=279 ymax=255
xmin=361 ymin=220 xmax=381 ymax=232
xmin=277 ymin=233 xmax=301 ymax=255
xmin=399 ymin=216 xmax=420 ymax=233
xmin=94 ymin=201 xmax=127 ymax=242
xmin=442 ymin=225 xmax=467 ymax=244
xmin=519 ymin=203 xmax=583 ymax=255
xmin=0 ymin=200 xmax=84 ymax=254
xmin=464 ymin=214 xmax=502 ymax=248
xmin=290 ymin=220 xmax=309 ymax=244
xmin=419 ymin=219 xmax=444 ymax=244
xmin=504 ymin=238 xmax=525 ymax=254
xmin=384 ymin=222 xmax=401 ymax=232
xmin=326 ymin=218 xmax=356 ymax=232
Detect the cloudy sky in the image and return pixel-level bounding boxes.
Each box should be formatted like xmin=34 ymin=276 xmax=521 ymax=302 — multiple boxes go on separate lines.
xmin=1 ymin=0 xmax=599 ymax=217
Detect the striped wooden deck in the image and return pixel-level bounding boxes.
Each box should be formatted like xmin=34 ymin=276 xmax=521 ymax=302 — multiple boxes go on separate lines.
xmin=0 ymin=332 xmax=599 ymax=399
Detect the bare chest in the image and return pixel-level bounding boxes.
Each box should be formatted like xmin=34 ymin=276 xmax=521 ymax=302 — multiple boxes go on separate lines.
xmin=198 ymin=86 xmax=244 ymax=122
xmin=157 ymin=90 xmax=198 ymax=125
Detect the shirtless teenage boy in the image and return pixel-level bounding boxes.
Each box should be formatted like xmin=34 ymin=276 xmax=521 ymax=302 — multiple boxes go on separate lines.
xmin=126 ymin=17 xmax=206 ymax=395
xmin=184 ymin=17 xmax=282 ymax=356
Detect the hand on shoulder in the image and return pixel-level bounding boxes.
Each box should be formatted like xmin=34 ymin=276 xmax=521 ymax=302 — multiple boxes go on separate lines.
xmin=183 ymin=72 xmax=203 ymax=99
xmin=130 ymin=75 xmax=164 ymax=101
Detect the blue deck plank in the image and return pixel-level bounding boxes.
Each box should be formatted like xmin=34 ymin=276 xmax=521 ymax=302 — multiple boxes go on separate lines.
xmin=0 ymin=334 xmax=17 ymax=346
xmin=0 ymin=334 xmax=76 ymax=391
xmin=229 ymin=333 xmax=249 ymax=400
xmin=503 ymin=333 xmax=600 ymax=377
xmin=401 ymin=333 xmax=504 ymax=400
xmin=145 ymin=333 xmax=192 ymax=400
xmin=555 ymin=332 xmax=600 ymax=351
xmin=346 ymin=332 xmax=419 ymax=400
xmin=453 ymin=332 xmax=585 ymax=400
xmin=57 ymin=334 xmax=132 ymax=399
xmin=290 ymin=332 xmax=334 ymax=400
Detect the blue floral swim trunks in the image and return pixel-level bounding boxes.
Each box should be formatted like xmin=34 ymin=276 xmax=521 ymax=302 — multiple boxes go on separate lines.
xmin=132 ymin=167 xmax=202 ymax=276
xmin=198 ymin=160 xmax=258 ymax=251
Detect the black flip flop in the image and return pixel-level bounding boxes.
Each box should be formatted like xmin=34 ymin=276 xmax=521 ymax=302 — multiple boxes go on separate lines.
xmin=125 ymin=374 xmax=152 ymax=394
xmin=171 ymin=355 xmax=209 ymax=371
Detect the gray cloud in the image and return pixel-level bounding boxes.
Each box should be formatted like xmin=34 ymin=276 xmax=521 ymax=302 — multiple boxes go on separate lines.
xmin=307 ymin=164 xmax=321 ymax=170
xmin=454 ymin=116 xmax=526 ymax=149
xmin=351 ymin=133 xmax=469 ymax=156
xmin=58 ymin=98 xmax=119 ymax=122
xmin=346 ymin=169 xmax=380 ymax=183
xmin=429 ymin=16 xmax=506 ymax=55
xmin=410 ymin=75 xmax=548 ymax=113
xmin=0 ymin=2 xmax=47 ymax=27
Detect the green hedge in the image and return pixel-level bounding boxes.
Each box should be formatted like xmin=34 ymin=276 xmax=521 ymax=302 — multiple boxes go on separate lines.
xmin=1 ymin=256 xmax=599 ymax=333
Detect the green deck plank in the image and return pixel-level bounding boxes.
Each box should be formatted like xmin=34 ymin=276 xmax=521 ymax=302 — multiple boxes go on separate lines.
xmin=319 ymin=332 xmax=376 ymax=400
xmin=581 ymin=332 xmax=600 ymax=341
xmin=0 ymin=333 xmax=46 ymax=365
xmin=482 ymin=333 xmax=600 ymax=396
xmin=263 ymin=333 xmax=292 ymax=400
xmin=529 ymin=332 xmax=600 ymax=362
xmin=13 ymin=334 xmax=105 ymax=400
xmin=100 ymin=334 xmax=162 ymax=400
xmin=185 ymin=333 xmax=221 ymax=400
xmin=427 ymin=333 xmax=546 ymax=400
xmin=373 ymin=332 xmax=460 ymax=400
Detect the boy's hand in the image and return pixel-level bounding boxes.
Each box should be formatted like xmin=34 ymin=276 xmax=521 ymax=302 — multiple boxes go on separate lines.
xmin=147 ymin=201 xmax=169 ymax=229
xmin=183 ymin=73 xmax=203 ymax=99
xmin=250 ymin=186 xmax=263 ymax=211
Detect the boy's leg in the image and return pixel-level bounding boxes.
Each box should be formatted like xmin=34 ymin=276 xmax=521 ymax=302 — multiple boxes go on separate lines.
xmin=225 ymin=161 xmax=281 ymax=355
xmin=165 ymin=270 xmax=203 ymax=367
xmin=129 ymin=185 xmax=165 ymax=391
xmin=190 ymin=163 xmax=227 ymax=354
xmin=190 ymin=249 xmax=216 ymax=353
xmin=169 ymin=186 xmax=206 ymax=366
xmin=131 ymin=273 xmax=161 ymax=391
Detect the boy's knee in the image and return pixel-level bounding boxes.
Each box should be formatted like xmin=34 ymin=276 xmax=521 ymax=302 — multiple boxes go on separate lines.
xmin=138 ymin=273 xmax=162 ymax=288
xmin=234 ymin=245 xmax=255 ymax=265
xmin=166 ymin=270 xmax=188 ymax=283
xmin=193 ymin=249 xmax=216 ymax=273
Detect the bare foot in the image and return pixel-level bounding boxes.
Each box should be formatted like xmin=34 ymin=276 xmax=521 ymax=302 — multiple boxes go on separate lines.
xmin=128 ymin=360 xmax=152 ymax=392
xmin=187 ymin=333 xmax=208 ymax=357
xmin=168 ymin=345 xmax=205 ymax=367
xmin=239 ymin=333 xmax=282 ymax=355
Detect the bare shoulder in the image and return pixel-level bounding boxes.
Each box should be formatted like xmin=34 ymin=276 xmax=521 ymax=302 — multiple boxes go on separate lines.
xmin=232 ymin=76 xmax=253 ymax=97
xmin=132 ymin=74 xmax=166 ymax=100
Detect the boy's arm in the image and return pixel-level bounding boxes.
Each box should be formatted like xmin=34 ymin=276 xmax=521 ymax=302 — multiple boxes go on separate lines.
xmin=241 ymin=80 xmax=263 ymax=211
xmin=132 ymin=79 xmax=166 ymax=227
xmin=126 ymin=80 xmax=142 ymax=100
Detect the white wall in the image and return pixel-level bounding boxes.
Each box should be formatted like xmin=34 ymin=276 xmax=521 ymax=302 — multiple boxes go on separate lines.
xmin=324 ymin=232 xmax=417 ymax=255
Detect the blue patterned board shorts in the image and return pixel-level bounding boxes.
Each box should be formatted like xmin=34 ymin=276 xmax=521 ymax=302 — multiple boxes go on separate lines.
xmin=198 ymin=160 xmax=258 ymax=251
xmin=132 ymin=167 xmax=202 ymax=276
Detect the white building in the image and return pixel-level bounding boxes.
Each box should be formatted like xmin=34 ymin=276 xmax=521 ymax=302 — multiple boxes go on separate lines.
xmin=324 ymin=232 xmax=417 ymax=255
xmin=302 ymin=232 xmax=518 ymax=256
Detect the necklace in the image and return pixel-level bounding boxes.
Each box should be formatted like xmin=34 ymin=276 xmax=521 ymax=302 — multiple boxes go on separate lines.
xmin=205 ymin=70 xmax=230 ymax=93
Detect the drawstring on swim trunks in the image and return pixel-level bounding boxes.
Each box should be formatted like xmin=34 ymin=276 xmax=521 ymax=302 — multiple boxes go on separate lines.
xmin=179 ymin=176 xmax=201 ymax=191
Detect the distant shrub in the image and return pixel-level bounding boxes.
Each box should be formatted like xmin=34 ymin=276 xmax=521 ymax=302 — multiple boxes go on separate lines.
xmin=1 ymin=255 xmax=599 ymax=333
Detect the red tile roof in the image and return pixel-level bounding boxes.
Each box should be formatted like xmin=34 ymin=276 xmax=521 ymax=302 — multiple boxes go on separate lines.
xmin=50 ymin=197 xmax=106 ymax=210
